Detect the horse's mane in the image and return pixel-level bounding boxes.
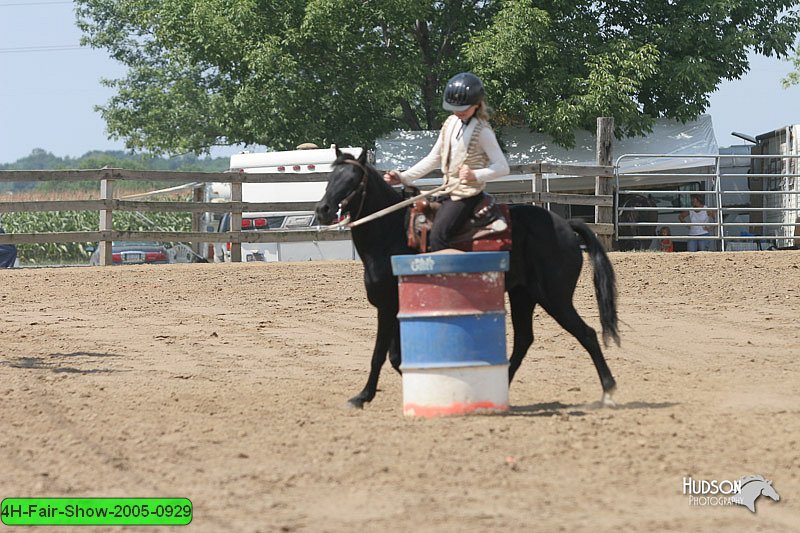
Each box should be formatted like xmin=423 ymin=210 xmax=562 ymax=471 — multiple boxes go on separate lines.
xmin=332 ymin=151 xmax=358 ymax=166
xmin=739 ymin=475 xmax=767 ymax=486
xmin=621 ymin=193 xmax=657 ymax=208
xmin=332 ymin=152 xmax=402 ymax=202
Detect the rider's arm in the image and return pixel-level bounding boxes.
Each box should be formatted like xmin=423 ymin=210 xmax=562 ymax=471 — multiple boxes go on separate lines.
xmin=472 ymin=127 xmax=510 ymax=183
xmin=398 ymin=135 xmax=443 ymax=186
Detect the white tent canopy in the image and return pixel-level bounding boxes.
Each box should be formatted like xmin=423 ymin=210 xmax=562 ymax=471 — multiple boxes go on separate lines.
xmin=375 ymin=115 xmax=718 ymax=190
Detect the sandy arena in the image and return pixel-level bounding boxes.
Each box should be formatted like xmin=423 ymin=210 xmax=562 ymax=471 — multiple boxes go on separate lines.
xmin=1 ymin=251 xmax=799 ymax=532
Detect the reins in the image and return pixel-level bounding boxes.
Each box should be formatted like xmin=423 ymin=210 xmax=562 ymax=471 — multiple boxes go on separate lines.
xmin=348 ymin=182 xmax=454 ymax=228
xmin=321 ymin=159 xmax=457 ymax=230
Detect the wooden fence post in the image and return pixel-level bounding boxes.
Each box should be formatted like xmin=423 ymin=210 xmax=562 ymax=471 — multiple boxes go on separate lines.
xmin=230 ymin=180 xmax=243 ymax=263
xmin=191 ymin=185 xmax=204 ymax=257
xmin=99 ymin=175 xmax=113 ymax=266
xmin=595 ymin=117 xmax=614 ymax=250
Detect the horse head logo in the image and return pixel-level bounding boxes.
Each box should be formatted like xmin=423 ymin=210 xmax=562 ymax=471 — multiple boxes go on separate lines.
xmin=731 ymin=475 xmax=781 ymax=513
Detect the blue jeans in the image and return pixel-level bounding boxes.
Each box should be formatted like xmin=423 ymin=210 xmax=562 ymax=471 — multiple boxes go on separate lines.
xmin=688 ymin=235 xmax=712 ymax=252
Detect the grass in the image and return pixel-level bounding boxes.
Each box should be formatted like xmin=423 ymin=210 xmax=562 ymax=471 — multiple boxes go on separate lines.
xmin=1 ymin=186 xmax=194 ymax=264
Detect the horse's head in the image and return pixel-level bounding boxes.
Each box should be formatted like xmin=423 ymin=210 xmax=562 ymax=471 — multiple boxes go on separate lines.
xmin=736 ymin=475 xmax=781 ymax=511
xmin=315 ymin=146 xmax=371 ymax=225
xmin=761 ymin=480 xmax=780 ymax=502
xmin=619 ymin=194 xmax=656 ymax=222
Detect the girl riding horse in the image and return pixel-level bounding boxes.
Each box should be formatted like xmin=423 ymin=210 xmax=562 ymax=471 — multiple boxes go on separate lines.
xmin=383 ymin=73 xmax=509 ymax=251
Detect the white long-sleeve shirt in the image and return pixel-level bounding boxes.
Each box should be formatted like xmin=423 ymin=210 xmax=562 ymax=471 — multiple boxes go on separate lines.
xmin=399 ymin=117 xmax=509 ymax=193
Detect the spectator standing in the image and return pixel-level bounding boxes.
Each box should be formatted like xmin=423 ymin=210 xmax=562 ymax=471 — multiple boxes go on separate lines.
xmin=679 ymin=194 xmax=715 ymax=252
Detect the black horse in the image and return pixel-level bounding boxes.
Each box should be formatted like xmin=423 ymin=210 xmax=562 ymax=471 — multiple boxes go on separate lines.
xmin=315 ymin=149 xmax=620 ymax=409
xmin=616 ymin=193 xmax=658 ymax=251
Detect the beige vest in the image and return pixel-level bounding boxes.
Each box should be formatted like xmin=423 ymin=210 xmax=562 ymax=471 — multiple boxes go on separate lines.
xmin=439 ymin=115 xmax=490 ymax=199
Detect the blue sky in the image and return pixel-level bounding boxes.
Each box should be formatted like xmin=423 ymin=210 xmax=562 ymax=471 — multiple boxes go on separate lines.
xmin=1 ymin=1 xmax=799 ymax=165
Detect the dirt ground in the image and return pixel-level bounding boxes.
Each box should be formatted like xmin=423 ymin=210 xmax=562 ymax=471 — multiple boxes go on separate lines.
xmin=1 ymin=251 xmax=799 ymax=532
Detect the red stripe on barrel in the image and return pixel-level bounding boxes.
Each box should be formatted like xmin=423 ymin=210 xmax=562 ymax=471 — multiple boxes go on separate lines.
xmin=397 ymin=272 xmax=505 ymax=316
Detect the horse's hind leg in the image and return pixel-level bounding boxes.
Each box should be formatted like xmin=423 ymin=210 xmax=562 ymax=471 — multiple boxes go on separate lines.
xmin=348 ymin=306 xmax=395 ymax=409
xmin=508 ymin=286 xmax=535 ymax=384
xmin=541 ymin=301 xmax=617 ymax=406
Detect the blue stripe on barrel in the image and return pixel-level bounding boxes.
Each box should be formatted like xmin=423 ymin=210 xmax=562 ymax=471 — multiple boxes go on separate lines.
xmin=399 ymin=313 xmax=507 ymax=369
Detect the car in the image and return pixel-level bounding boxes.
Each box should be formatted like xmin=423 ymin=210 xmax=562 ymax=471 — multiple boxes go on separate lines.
xmin=0 ymin=227 xmax=18 ymax=268
xmin=0 ymin=243 xmax=16 ymax=268
xmin=88 ymin=242 xmax=170 ymax=266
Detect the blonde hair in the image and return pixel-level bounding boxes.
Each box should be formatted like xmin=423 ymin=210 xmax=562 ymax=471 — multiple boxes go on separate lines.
xmin=475 ymin=99 xmax=495 ymax=122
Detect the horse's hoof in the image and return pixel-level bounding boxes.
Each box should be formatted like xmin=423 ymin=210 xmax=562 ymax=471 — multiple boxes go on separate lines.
xmin=346 ymin=397 xmax=365 ymax=410
xmin=601 ymin=391 xmax=616 ymax=408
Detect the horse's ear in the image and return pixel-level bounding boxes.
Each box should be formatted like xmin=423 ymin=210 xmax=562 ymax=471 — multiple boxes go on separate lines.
xmin=334 ymin=144 xmax=342 ymax=158
xmin=357 ymin=147 xmax=368 ymax=165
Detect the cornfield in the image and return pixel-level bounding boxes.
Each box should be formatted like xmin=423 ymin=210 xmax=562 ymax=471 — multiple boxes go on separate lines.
xmin=1 ymin=189 xmax=192 ymax=264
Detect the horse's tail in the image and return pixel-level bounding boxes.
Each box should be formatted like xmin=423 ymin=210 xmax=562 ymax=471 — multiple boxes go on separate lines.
xmin=569 ymin=220 xmax=620 ymax=347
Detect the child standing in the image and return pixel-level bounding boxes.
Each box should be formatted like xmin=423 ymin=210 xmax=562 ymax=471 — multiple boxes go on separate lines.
xmin=659 ymin=226 xmax=674 ymax=252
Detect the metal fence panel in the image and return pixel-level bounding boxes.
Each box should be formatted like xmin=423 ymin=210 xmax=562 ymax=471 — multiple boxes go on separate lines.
xmin=615 ymin=153 xmax=800 ymax=251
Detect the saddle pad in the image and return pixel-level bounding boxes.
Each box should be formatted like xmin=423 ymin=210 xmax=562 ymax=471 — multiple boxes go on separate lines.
xmin=453 ymin=204 xmax=512 ymax=252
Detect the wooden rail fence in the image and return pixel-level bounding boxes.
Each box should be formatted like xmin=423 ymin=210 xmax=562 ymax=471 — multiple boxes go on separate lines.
xmin=0 ymin=159 xmax=614 ymax=265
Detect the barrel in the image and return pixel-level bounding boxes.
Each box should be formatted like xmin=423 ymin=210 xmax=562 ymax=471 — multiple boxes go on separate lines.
xmin=390 ymin=251 xmax=510 ymax=417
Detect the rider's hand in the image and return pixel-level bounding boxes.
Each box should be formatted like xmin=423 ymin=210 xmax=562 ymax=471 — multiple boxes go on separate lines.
xmin=383 ymin=170 xmax=401 ymax=185
xmin=459 ymin=165 xmax=477 ymax=184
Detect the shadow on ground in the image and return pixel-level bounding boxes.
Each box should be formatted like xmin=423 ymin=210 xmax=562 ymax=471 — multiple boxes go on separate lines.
xmin=508 ymin=400 xmax=678 ymax=417
xmin=2 ymin=352 xmax=122 ymax=374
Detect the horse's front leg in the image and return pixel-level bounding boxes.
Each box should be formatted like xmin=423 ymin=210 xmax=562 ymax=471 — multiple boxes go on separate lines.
xmin=388 ymin=318 xmax=401 ymax=375
xmin=507 ymin=287 xmax=535 ymax=384
xmin=348 ymin=306 xmax=396 ymax=409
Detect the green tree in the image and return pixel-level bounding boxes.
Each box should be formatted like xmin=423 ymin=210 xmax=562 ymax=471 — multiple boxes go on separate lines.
xmin=783 ymin=44 xmax=800 ymax=87
xmin=0 ymin=149 xmax=228 ymax=172
xmin=0 ymin=149 xmax=229 ymax=194
xmin=76 ymin=0 xmax=800 ymax=151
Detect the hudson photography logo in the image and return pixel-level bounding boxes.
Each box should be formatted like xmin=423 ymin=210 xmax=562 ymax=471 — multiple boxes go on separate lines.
xmin=682 ymin=475 xmax=781 ymax=512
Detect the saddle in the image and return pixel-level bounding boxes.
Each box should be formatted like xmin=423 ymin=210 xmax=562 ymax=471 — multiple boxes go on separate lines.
xmin=405 ymin=190 xmax=512 ymax=253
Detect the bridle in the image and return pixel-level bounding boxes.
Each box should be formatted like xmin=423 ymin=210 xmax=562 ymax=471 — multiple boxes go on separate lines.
xmin=336 ymin=159 xmax=369 ymax=222
xmin=323 ymin=158 xmax=454 ymax=230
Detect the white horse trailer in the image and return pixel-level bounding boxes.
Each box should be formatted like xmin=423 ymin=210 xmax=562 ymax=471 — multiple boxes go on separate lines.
xmin=201 ymin=145 xmax=362 ymax=262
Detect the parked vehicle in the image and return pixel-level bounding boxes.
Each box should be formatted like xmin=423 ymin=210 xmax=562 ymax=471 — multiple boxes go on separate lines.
xmin=0 ymin=243 xmax=16 ymax=268
xmin=0 ymin=227 xmax=18 ymax=268
xmin=211 ymin=211 xmax=347 ymax=262
xmin=201 ymin=144 xmax=361 ymax=262
xmin=88 ymin=242 xmax=170 ymax=266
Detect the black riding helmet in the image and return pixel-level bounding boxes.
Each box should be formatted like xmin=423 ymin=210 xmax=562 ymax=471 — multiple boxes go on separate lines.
xmin=442 ymin=72 xmax=485 ymax=112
